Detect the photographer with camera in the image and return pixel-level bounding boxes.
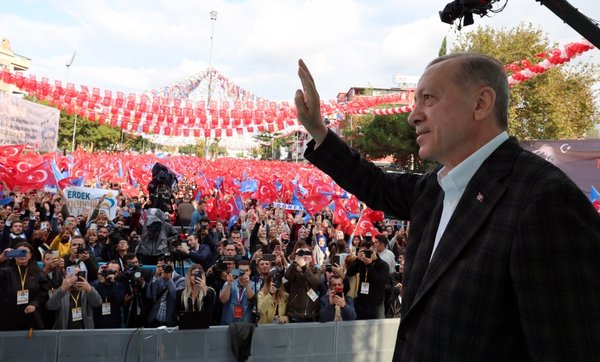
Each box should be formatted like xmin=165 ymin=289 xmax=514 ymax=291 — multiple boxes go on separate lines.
xmin=46 ymin=265 xmax=102 ymax=329
xmin=219 ymin=260 xmax=256 ymax=325
xmin=318 ymin=273 xmax=356 ymax=322
xmin=146 ymin=256 xmax=184 ymax=327
xmin=92 ymin=261 xmax=125 ymax=328
xmin=285 ymin=242 xmax=321 ymax=323
xmin=174 ymin=233 xmax=214 ymax=272
xmin=176 ymin=264 xmax=215 ymax=314
xmin=346 ymin=236 xmax=389 ymax=320
xmin=120 ymin=253 xmax=151 ymax=328
xmin=136 ymin=208 xmax=179 ymax=266
xmin=63 ymin=235 xmax=98 ymax=283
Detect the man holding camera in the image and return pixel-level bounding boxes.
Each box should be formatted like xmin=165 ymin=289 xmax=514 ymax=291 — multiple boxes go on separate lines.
xmin=175 ymin=233 xmax=214 ymax=272
xmin=219 ymin=260 xmax=256 ymax=325
xmin=346 ymin=239 xmax=389 ymax=320
xmin=146 ymin=256 xmax=184 ymax=327
xmin=46 ymin=265 xmax=102 ymax=329
xmin=63 ymin=235 xmax=98 ymax=283
xmin=92 ymin=261 xmax=126 ymax=328
xmin=120 ymin=253 xmax=151 ymax=328
xmin=285 ymin=244 xmax=321 ymax=323
xmin=318 ymin=273 xmax=356 ymax=322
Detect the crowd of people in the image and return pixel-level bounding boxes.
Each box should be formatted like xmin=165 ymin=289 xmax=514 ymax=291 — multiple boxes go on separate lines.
xmin=0 ymin=184 xmax=407 ymax=330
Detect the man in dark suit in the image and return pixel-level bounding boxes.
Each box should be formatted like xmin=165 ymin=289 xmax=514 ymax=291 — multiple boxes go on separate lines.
xmin=294 ymin=54 xmax=600 ymax=360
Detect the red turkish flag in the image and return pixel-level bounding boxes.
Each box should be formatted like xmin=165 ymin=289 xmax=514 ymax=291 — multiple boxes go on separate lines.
xmin=256 ymin=179 xmax=278 ymax=205
xmin=0 ymin=144 xmax=26 ymax=158
xmin=12 ymin=161 xmax=58 ymax=191
xmin=301 ymin=192 xmax=332 ymax=216
xmin=353 ymin=208 xmax=384 ymax=236
xmin=333 ymin=198 xmax=351 ymax=228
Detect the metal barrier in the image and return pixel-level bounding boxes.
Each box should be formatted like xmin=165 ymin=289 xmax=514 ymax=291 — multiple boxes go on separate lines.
xmin=0 ymin=319 xmax=400 ymax=362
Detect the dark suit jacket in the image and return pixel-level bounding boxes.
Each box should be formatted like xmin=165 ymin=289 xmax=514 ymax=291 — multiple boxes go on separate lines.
xmin=305 ymin=130 xmax=600 ymax=361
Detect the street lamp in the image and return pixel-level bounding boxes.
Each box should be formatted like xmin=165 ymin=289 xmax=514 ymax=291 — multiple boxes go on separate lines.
xmin=205 ymin=10 xmax=217 ymax=159
xmin=66 ymin=51 xmax=77 ymax=153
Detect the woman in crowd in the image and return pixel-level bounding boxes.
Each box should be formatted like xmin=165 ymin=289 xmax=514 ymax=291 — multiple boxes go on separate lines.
xmin=0 ymin=241 xmax=49 ymax=330
xmin=257 ymin=272 xmax=288 ymax=324
xmin=176 ymin=264 xmax=215 ymax=314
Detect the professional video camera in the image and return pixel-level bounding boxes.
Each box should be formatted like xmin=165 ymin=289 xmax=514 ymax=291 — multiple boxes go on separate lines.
xmin=148 ymin=163 xmax=177 ymax=213
xmin=123 ymin=264 xmax=143 ymax=289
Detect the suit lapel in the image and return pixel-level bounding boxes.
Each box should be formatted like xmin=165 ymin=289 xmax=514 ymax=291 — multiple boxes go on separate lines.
xmin=402 ymin=138 xmax=521 ymax=320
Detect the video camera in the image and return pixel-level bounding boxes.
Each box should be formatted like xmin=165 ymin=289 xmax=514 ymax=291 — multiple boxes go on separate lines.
xmin=148 ymin=163 xmax=177 ymax=213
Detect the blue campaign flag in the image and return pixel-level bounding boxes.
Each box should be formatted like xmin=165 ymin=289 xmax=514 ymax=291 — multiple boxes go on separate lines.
xmin=214 ymin=176 xmax=224 ymax=190
xmin=275 ymin=180 xmax=282 ymax=192
xmin=71 ymin=176 xmax=85 ymax=187
xmin=0 ymin=196 xmax=13 ymax=206
xmin=117 ymin=160 xmax=124 ymax=178
xmin=195 ymin=190 xmax=202 ymax=202
xmin=50 ymin=159 xmax=65 ymax=182
xmin=240 ymin=179 xmax=258 ymax=193
xmin=234 ymin=195 xmax=244 ymax=212
xmin=227 ymin=214 xmax=239 ymax=231
xmin=591 ymin=185 xmax=600 ymax=202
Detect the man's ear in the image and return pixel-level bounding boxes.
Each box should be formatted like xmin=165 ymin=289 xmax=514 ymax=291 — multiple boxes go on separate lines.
xmin=473 ymin=86 xmax=496 ymax=121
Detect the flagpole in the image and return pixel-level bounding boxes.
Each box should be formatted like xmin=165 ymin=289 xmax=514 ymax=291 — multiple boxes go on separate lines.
xmin=205 ymin=10 xmax=218 ymax=160
xmin=65 ymin=51 xmax=77 ymax=153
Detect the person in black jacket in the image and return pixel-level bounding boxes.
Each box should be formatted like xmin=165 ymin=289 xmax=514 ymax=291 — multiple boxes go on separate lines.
xmin=92 ymin=261 xmax=126 ymax=328
xmin=0 ymin=241 xmax=49 ymax=330
xmin=346 ymin=240 xmax=389 ymax=319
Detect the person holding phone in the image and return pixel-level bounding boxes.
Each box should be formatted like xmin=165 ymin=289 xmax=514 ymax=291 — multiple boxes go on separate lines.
xmin=0 ymin=241 xmax=49 ymax=330
xmin=176 ymin=264 xmax=215 ymax=314
xmin=219 ymin=260 xmax=256 ymax=325
xmin=318 ymin=273 xmax=356 ymax=322
xmin=46 ymin=265 xmax=101 ymax=329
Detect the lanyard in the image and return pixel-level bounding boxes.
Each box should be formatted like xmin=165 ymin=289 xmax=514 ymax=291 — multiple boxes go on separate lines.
xmin=17 ymin=265 xmax=28 ymax=291
xmin=70 ymin=290 xmax=82 ymax=308
xmin=237 ymin=284 xmax=245 ymax=305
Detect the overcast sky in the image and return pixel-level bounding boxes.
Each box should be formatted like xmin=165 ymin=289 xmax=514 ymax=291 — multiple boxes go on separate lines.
xmin=1 ymin=0 xmax=598 ymax=104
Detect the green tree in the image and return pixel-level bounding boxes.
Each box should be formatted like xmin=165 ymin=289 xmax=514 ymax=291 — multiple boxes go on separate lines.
xmin=341 ymin=113 xmax=434 ymax=173
xmin=57 ymin=111 xmax=121 ymax=151
xmin=452 ymin=23 xmax=599 ymax=140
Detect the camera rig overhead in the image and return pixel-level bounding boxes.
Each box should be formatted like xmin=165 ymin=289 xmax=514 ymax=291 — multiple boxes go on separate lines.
xmin=439 ymin=0 xmax=600 ymax=49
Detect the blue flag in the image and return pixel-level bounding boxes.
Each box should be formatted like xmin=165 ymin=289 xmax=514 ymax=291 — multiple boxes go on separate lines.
xmin=591 ymin=185 xmax=600 ymax=202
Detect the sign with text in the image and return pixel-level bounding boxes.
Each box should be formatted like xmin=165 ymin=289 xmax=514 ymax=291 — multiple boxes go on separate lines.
xmin=0 ymin=93 xmax=60 ymax=152
xmin=64 ymin=186 xmax=120 ymax=220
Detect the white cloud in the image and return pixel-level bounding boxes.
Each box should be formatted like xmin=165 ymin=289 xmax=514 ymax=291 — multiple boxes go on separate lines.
xmin=0 ymin=0 xmax=598 ymax=104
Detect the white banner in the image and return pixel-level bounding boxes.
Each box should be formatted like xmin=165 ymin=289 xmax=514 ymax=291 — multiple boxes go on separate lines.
xmin=272 ymin=202 xmax=304 ymax=211
xmin=0 ymin=93 xmax=60 ymax=152
xmin=64 ymin=186 xmax=120 ymax=220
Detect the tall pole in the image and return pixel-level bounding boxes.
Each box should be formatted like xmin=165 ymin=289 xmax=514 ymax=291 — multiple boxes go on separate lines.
xmin=205 ymin=10 xmax=217 ymax=159
xmin=66 ymin=51 xmax=77 ymax=153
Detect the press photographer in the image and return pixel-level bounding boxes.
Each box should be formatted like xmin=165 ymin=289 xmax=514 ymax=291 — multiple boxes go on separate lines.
xmin=174 ymin=233 xmax=215 ymax=272
xmin=120 ymin=254 xmax=151 ymax=328
xmin=92 ymin=262 xmax=125 ymax=328
xmin=146 ymin=256 xmax=184 ymax=327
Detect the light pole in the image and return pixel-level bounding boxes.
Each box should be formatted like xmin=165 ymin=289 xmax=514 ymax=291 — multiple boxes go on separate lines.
xmin=66 ymin=51 xmax=77 ymax=153
xmin=205 ymin=10 xmax=217 ymax=159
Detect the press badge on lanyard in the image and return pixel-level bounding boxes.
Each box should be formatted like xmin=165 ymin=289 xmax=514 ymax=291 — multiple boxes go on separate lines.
xmin=234 ymin=286 xmax=244 ymax=319
xmin=17 ymin=290 xmax=29 ymax=305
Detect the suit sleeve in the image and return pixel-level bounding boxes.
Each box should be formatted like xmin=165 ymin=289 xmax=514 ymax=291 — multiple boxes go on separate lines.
xmin=304 ymin=129 xmax=420 ymax=220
